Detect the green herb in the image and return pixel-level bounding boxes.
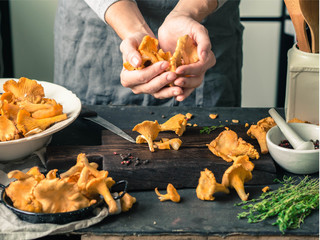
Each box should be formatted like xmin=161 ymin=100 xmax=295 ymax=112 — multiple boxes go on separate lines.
xmin=235 ymin=176 xmax=319 ymax=234
xmin=200 ymin=125 xmax=224 ymax=134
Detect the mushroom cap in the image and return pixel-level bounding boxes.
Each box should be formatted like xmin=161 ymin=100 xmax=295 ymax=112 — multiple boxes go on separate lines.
xmin=196 ymin=168 xmax=216 ymax=201
xmin=176 ymin=35 xmax=199 ymax=65
xmin=160 ymin=114 xmax=187 ymax=136
xmin=5 ymin=174 xmax=42 ymax=212
xmin=166 ymin=183 xmax=181 ymax=202
xmin=123 ymin=35 xmax=163 ymax=71
xmin=0 ymin=115 xmax=19 ymax=141
xmin=207 ymin=129 xmax=259 ymax=162
xmin=120 ymin=192 xmax=136 ymax=212
xmin=26 ymin=166 xmax=45 ymax=182
xmin=257 ymin=117 xmax=276 ymax=130
xmin=19 ymin=98 xmax=64 ymax=119
xmin=33 ymin=178 xmax=92 ymax=213
xmin=247 ymin=117 xmax=276 ymax=154
xmin=7 ymin=170 xmax=30 ymax=180
xmin=3 ymin=77 xmax=44 ymax=103
xmin=1 ymin=100 xmax=20 ymax=122
xmin=133 ymin=120 xmax=161 ymax=152
xmin=196 ymin=168 xmax=229 ymax=201
xmin=133 ymin=120 xmax=161 ymax=139
xmin=170 ymin=35 xmax=199 ymax=71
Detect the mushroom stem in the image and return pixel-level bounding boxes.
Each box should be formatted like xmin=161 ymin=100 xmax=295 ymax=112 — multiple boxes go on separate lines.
xmin=215 ymin=183 xmax=230 ymax=194
xmin=230 ymin=174 xmax=249 ymax=201
xmin=96 ymin=183 xmax=118 ymax=214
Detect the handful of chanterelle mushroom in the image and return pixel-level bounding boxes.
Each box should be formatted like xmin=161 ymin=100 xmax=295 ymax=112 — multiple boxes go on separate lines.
xmin=123 ymin=35 xmax=199 ymax=72
xmin=5 ymin=153 xmax=136 ymax=214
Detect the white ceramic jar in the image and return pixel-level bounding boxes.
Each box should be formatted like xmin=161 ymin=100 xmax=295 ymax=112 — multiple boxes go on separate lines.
xmin=285 ymin=44 xmax=319 ymax=124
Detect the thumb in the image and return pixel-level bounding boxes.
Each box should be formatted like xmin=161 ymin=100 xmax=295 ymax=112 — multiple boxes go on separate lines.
xmin=120 ymin=38 xmax=142 ymax=68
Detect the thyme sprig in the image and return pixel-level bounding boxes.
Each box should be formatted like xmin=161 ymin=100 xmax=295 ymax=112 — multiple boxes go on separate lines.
xmin=200 ymin=125 xmax=224 ymax=134
xmin=235 ymin=176 xmax=319 ymax=234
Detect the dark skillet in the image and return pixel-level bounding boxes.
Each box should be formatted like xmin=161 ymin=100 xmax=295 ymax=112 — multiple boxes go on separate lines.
xmin=0 ymin=180 xmax=127 ymax=224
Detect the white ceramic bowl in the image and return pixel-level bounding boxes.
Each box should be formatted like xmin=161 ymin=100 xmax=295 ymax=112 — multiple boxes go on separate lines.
xmin=266 ymin=123 xmax=319 ymax=174
xmin=0 ymin=78 xmax=81 ymax=161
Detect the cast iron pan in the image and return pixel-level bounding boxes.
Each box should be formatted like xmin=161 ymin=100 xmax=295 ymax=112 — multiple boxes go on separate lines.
xmin=0 ymin=179 xmax=128 ymax=225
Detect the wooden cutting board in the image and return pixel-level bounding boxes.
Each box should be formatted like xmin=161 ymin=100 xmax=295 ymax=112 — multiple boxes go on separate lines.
xmin=46 ymin=125 xmax=277 ymax=191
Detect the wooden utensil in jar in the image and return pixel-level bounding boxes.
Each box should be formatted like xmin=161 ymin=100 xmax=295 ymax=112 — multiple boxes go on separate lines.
xmin=284 ymin=0 xmax=311 ymax=53
xmin=299 ymin=0 xmax=319 ymax=53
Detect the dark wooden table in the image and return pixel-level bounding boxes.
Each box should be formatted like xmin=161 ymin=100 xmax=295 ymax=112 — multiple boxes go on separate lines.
xmin=48 ymin=106 xmax=319 ymax=240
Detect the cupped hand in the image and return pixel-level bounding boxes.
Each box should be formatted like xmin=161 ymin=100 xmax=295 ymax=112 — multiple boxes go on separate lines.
xmin=158 ymin=13 xmax=216 ymax=101
xmin=120 ymin=33 xmax=181 ymax=99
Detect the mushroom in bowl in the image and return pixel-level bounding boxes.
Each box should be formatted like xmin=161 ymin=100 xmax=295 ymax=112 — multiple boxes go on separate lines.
xmin=266 ymin=123 xmax=319 ymax=174
xmin=0 ymin=78 xmax=81 ymax=161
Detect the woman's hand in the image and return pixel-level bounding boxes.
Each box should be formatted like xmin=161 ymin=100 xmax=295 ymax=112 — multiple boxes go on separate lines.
xmin=158 ymin=5 xmax=217 ymax=101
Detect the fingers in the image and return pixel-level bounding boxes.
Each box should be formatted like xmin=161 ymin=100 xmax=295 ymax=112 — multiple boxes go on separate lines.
xmin=193 ymin=25 xmax=212 ymax=62
xmin=175 ymin=88 xmax=195 ymax=102
xmin=120 ymin=38 xmax=142 ymax=68
xmin=121 ymin=61 xmax=182 ymax=99
xmin=121 ymin=61 xmax=169 ymax=88
xmin=153 ymin=85 xmax=183 ymax=99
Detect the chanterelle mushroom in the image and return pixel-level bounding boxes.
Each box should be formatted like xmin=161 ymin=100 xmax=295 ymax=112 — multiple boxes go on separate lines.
xmin=119 ymin=192 xmax=137 ymax=212
xmin=132 ymin=120 xmax=161 ymax=152
xmin=155 ymin=183 xmax=180 ymax=203
xmin=221 ymin=155 xmax=254 ymax=201
xmin=196 ymin=168 xmax=229 ymax=201
xmin=86 ymin=171 xmax=118 ymax=214
xmin=6 ymin=171 xmax=42 ymax=213
xmin=159 ymin=113 xmax=189 ymax=136
xmin=16 ymin=109 xmax=67 ymax=136
xmin=207 ymin=128 xmax=259 ymax=162
xmin=247 ymin=117 xmax=276 ymax=154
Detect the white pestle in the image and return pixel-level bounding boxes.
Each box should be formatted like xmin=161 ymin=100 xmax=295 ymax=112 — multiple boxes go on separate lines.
xmin=269 ymin=108 xmax=314 ymax=150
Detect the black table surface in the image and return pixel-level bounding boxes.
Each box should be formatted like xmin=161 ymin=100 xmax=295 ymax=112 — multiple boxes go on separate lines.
xmin=49 ymin=106 xmax=319 ymax=238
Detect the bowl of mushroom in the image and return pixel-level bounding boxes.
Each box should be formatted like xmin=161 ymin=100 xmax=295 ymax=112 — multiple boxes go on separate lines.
xmin=0 ymin=77 xmax=81 ymax=161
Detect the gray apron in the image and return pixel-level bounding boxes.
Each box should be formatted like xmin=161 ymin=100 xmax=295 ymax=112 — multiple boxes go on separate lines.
xmin=54 ymin=0 xmax=243 ymax=106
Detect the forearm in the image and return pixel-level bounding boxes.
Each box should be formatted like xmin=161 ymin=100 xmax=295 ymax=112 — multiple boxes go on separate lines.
xmin=171 ymin=0 xmax=218 ymax=22
xmin=104 ymin=0 xmax=153 ymax=39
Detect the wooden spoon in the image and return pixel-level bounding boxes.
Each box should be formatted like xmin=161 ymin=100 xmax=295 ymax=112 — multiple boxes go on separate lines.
xmin=299 ymin=0 xmax=319 ymax=53
xmin=284 ymin=0 xmax=311 ymax=53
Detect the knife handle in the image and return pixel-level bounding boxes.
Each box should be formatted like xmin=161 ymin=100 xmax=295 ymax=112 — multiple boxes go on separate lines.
xmin=79 ymin=106 xmax=98 ymax=118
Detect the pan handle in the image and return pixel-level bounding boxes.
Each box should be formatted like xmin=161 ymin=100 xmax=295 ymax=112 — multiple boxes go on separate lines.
xmin=111 ymin=180 xmax=128 ymax=200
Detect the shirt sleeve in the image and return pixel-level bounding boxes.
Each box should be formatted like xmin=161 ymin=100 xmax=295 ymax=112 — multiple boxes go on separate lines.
xmin=84 ymin=0 xmax=136 ymax=23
